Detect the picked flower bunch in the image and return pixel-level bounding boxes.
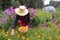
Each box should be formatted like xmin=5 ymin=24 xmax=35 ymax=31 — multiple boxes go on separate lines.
xmin=18 ymin=26 xmax=28 ymax=33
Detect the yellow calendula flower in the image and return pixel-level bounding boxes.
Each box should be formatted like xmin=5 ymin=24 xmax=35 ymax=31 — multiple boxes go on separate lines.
xmin=57 ymin=29 xmax=59 ymax=33
xmin=57 ymin=36 xmax=60 ymax=40
xmin=6 ymin=32 xmax=8 ymax=34
xmin=49 ymin=37 xmax=52 ymax=40
xmin=20 ymin=34 xmax=23 ymax=36
xmin=1 ymin=32 xmax=3 ymax=34
xmin=2 ymin=29 xmax=5 ymax=32
xmin=21 ymin=35 xmax=23 ymax=38
xmin=3 ymin=32 xmax=5 ymax=34
xmin=38 ymin=35 xmax=41 ymax=38
xmin=56 ymin=36 xmax=57 ymax=38
xmin=48 ymin=33 xmax=50 ymax=35
xmin=21 ymin=36 xmax=25 ymax=39
xmin=58 ymin=36 xmax=60 ymax=38
xmin=17 ymin=35 xmax=20 ymax=37
xmin=34 ymin=32 xmax=38 ymax=35
xmin=5 ymin=34 xmax=8 ymax=36
xmin=41 ymin=28 xmax=44 ymax=30
xmin=26 ymin=38 xmax=29 ymax=40
xmin=22 ymin=37 xmax=25 ymax=39
xmin=35 ymin=37 xmax=37 ymax=39
xmin=49 ymin=36 xmax=52 ymax=40
xmin=42 ymin=33 xmax=45 ymax=36
xmin=8 ymin=38 xmax=11 ymax=40
xmin=48 ymin=26 xmax=51 ymax=28
xmin=16 ymin=31 xmax=18 ymax=33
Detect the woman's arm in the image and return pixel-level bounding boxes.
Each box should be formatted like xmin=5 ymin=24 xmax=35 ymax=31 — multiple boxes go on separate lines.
xmin=26 ymin=13 xmax=30 ymax=29
xmin=12 ymin=15 xmax=19 ymax=29
xmin=11 ymin=15 xmax=19 ymax=35
xmin=26 ymin=13 xmax=30 ymax=26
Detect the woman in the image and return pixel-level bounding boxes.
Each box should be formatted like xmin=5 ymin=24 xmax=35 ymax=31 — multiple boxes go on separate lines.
xmin=11 ymin=5 xmax=30 ymax=35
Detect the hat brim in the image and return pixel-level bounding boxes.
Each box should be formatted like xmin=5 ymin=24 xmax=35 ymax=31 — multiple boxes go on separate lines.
xmin=15 ymin=8 xmax=28 ymax=16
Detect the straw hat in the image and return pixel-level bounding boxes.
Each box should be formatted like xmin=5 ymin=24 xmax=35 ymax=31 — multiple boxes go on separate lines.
xmin=15 ymin=5 xmax=28 ymax=16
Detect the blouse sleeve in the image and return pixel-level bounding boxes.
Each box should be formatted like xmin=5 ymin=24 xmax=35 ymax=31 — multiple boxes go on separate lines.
xmin=12 ymin=15 xmax=19 ymax=29
xmin=26 ymin=13 xmax=30 ymax=25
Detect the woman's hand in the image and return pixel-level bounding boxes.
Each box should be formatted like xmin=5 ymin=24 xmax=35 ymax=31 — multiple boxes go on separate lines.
xmin=11 ymin=29 xmax=14 ymax=36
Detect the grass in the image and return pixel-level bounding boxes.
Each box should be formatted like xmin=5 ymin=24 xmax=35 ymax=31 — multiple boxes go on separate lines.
xmin=0 ymin=26 xmax=60 ymax=40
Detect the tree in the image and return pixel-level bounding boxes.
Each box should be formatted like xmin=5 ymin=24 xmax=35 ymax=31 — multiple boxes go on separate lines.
xmin=0 ymin=0 xmax=43 ymax=10
xmin=1 ymin=0 xmax=11 ymax=10
xmin=19 ymin=0 xmax=43 ymax=9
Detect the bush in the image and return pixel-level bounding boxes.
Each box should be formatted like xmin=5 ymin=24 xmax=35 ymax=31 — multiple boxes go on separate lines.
xmin=0 ymin=35 xmax=7 ymax=40
xmin=56 ymin=6 xmax=60 ymax=12
xmin=0 ymin=10 xmax=15 ymax=31
xmin=0 ymin=6 xmax=2 ymax=10
xmin=30 ymin=16 xmax=40 ymax=27
xmin=56 ymin=17 xmax=60 ymax=23
xmin=37 ymin=9 xmax=52 ymax=23
xmin=11 ymin=0 xmax=20 ymax=8
xmin=30 ymin=9 xmax=52 ymax=27
xmin=0 ymin=17 xmax=14 ymax=31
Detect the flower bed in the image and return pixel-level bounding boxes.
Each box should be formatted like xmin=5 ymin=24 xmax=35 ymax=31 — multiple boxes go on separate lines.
xmin=0 ymin=26 xmax=60 ymax=40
